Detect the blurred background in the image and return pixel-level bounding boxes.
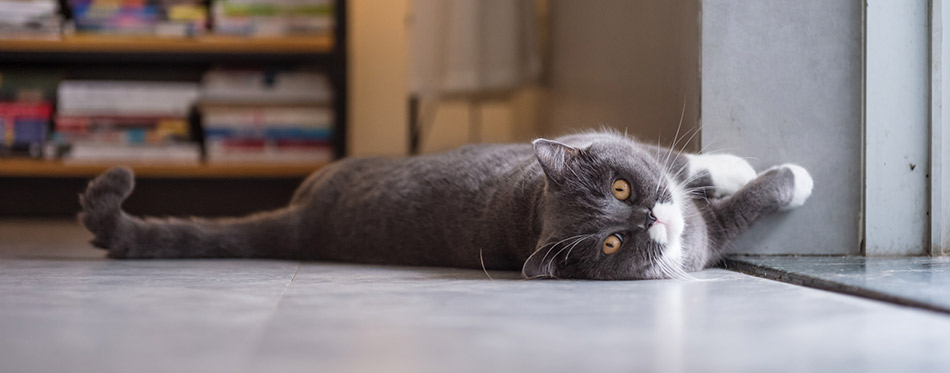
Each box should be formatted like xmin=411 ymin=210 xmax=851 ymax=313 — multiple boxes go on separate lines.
xmin=0 ymin=0 xmax=702 ymax=216
xmin=364 ymin=0 xmax=698 ymax=156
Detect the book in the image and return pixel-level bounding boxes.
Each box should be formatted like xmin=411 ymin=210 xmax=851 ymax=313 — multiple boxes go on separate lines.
xmin=53 ymin=80 xmax=201 ymax=163
xmin=0 ymin=0 xmax=62 ymax=40
xmin=0 ymin=101 xmax=52 ymax=157
xmin=199 ymin=69 xmax=332 ymax=105
xmin=213 ymin=0 xmax=333 ymax=37
xmin=53 ymin=116 xmax=190 ymax=144
xmin=201 ymin=106 xmax=333 ymax=128
xmin=63 ymin=143 xmax=201 ymax=163
xmin=198 ymin=69 xmax=334 ymax=164
xmin=58 ymin=80 xmax=199 ymax=116
xmin=68 ymin=0 xmax=207 ymax=37
xmin=206 ymin=137 xmax=332 ymax=163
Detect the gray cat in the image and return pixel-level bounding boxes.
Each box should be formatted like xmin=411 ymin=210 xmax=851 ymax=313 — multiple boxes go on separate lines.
xmin=79 ymin=131 xmax=812 ymax=280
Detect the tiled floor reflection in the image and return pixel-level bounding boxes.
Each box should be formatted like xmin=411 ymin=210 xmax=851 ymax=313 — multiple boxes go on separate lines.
xmin=726 ymin=256 xmax=950 ymax=313
xmin=2 ymin=220 xmax=950 ymax=372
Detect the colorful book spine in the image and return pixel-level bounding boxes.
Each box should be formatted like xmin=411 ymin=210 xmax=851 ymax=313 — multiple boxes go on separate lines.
xmin=213 ymin=0 xmax=333 ymax=37
xmin=0 ymin=0 xmax=62 ymax=40
xmin=199 ymin=68 xmax=334 ymax=163
xmin=68 ymin=0 xmax=207 ymax=37
xmin=0 ymin=102 xmax=52 ymax=157
xmin=53 ymin=80 xmax=201 ymax=163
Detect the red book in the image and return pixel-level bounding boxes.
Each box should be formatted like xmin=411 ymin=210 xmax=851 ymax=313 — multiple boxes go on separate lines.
xmin=0 ymin=102 xmax=53 ymax=119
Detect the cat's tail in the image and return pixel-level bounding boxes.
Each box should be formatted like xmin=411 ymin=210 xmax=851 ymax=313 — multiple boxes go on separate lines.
xmin=79 ymin=167 xmax=304 ymax=259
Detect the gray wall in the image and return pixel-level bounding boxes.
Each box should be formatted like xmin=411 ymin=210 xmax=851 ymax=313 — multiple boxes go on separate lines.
xmin=702 ymin=0 xmax=863 ymax=255
xmin=539 ymin=0 xmax=700 ymax=150
xmin=864 ymin=0 xmax=931 ymax=256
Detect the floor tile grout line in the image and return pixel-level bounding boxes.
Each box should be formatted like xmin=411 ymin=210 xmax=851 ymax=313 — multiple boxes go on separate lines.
xmin=269 ymin=261 xmax=300 ymax=316
xmin=721 ymin=258 xmax=950 ymax=316
xmin=238 ymin=261 xmax=301 ymax=373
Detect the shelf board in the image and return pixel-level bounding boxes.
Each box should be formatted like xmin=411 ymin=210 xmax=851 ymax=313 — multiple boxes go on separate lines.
xmin=0 ymin=159 xmax=324 ymax=178
xmin=0 ymin=34 xmax=333 ymax=54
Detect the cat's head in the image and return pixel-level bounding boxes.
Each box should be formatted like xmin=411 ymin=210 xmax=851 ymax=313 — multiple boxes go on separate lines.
xmin=523 ymin=135 xmax=690 ymax=280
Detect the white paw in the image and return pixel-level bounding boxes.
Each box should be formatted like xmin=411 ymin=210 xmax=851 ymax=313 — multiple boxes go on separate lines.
xmin=686 ymin=154 xmax=757 ymax=197
xmin=764 ymin=163 xmax=813 ymax=210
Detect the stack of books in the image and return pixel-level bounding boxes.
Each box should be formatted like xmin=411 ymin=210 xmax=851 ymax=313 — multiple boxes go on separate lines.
xmin=0 ymin=0 xmax=62 ymax=39
xmin=213 ymin=0 xmax=333 ymax=37
xmin=0 ymin=69 xmax=60 ymax=158
xmin=68 ymin=0 xmax=207 ymax=37
xmin=52 ymin=80 xmax=201 ymax=163
xmin=0 ymin=101 xmax=52 ymax=157
xmin=199 ymin=69 xmax=333 ymax=163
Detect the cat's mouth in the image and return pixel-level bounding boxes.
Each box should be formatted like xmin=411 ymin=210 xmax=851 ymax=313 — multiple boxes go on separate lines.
xmin=646 ymin=203 xmax=684 ymax=246
xmin=644 ymin=201 xmax=687 ymax=279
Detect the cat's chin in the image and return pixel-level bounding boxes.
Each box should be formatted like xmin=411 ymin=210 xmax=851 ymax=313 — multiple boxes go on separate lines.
xmin=645 ymin=177 xmax=689 ymax=278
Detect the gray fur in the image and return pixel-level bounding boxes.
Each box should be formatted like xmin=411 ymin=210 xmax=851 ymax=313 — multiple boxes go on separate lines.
xmin=79 ymin=131 xmax=806 ymax=280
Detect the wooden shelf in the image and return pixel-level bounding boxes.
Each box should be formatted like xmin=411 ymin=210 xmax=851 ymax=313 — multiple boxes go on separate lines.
xmin=0 ymin=159 xmax=324 ymax=178
xmin=0 ymin=34 xmax=333 ymax=54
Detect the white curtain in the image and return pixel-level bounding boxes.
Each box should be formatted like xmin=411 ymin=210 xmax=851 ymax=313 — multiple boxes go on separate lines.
xmin=409 ymin=0 xmax=541 ymax=98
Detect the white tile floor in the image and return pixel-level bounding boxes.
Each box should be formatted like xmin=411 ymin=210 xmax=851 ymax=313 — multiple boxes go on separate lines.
xmin=2 ymin=220 xmax=950 ymax=373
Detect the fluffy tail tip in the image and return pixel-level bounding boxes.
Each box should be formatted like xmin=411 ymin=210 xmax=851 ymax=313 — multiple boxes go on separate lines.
xmin=78 ymin=167 xmax=135 ymax=249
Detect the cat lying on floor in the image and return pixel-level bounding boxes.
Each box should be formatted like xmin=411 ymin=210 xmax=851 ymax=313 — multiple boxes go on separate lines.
xmin=80 ymin=131 xmax=812 ymax=280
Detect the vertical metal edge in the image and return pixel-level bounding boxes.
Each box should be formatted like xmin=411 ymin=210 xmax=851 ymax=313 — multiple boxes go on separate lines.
xmin=933 ymin=0 xmax=948 ymax=256
xmin=860 ymin=0 xmax=868 ymax=256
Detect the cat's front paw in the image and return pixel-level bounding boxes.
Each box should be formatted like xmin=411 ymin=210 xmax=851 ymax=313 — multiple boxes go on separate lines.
xmin=763 ymin=163 xmax=813 ymax=210
xmin=686 ymin=154 xmax=757 ymax=198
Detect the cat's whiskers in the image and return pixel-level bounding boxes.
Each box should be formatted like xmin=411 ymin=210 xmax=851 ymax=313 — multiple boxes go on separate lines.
xmin=546 ymin=234 xmax=594 ymax=276
xmin=667 ymin=124 xmax=703 ymax=178
xmin=677 ymin=172 xmax=713 ymax=192
xmin=669 ymin=135 xmax=702 ymax=180
xmin=528 ymin=234 xmax=588 ymax=278
xmin=658 ymin=124 xmax=703 ymax=200
xmin=563 ymin=235 xmax=593 ymax=261
xmin=655 ymin=102 xmax=688 ymax=197
xmin=662 ymin=100 xmax=687 ymax=170
xmin=655 ymin=134 xmax=665 ymax=194
xmin=656 ymin=118 xmax=706 ymax=200
xmin=479 ymin=249 xmax=494 ymax=280
xmin=654 ymin=244 xmax=694 ymax=281
xmin=556 ymin=234 xmax=594 ymax=263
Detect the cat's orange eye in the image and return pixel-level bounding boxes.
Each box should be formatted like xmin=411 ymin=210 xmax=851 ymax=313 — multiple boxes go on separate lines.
xmin=603 ymin=234 xmax=622 ymax=255
xmin=612 ymin=179 xmax=631 ymax=201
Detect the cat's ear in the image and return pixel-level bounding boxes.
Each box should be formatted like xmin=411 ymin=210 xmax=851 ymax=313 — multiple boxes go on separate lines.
xmin=533 ymin=139 xmax=581 ymax=182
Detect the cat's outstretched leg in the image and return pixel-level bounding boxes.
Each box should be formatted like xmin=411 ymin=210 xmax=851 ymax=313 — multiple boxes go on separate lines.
xmin=707 ymin=164 xmax=813 ymax=245
xmin=683 ymin=153 xmax=757 ymax=198
xmin=80 ymin=167 xmax=304 ymax=259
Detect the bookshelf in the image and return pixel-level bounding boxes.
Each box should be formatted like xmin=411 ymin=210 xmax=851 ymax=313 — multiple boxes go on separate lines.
xmin=0 ymin=34 xmax=334 ymax=54
xmin=0 ymin=1 xmax=346 ymax=179
xmin=0 ymin=159 xmax=325 ymax=178
xmin=0 ymin=0 xmax=348 ymax=215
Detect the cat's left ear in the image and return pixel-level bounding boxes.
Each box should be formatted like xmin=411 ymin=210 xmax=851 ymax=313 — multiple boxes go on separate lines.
xmin=533 ymin=139 xmax=582 ymax=182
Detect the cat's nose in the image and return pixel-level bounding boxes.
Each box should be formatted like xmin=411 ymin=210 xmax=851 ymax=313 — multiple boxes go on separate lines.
xmin=646 ymin=210 xmax=658 ymax=227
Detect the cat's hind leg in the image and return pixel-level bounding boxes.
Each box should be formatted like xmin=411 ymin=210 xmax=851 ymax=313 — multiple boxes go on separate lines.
xmin=707 ymin=164 xmax=813 ymax=245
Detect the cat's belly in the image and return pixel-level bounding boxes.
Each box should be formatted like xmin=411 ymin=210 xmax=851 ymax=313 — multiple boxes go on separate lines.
xmin=293 ymin=150 xmax=541 ymax=270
